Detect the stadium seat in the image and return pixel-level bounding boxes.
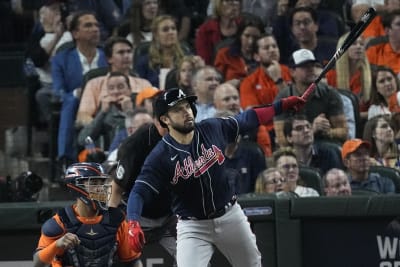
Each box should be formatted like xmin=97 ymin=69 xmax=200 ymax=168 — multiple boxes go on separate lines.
xmin=299 ymin=166 xmax=323 ymax=195
xmin=369 ymin=165 xmax=400 ymax=193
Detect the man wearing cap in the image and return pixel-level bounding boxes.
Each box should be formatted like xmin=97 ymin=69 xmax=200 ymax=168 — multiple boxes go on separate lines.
xmin=77 ymin=36 xmax=151 ymax=126
xmin=342 ymin=139 xmax=395 ymax=194
xmin=126 ymin=88 xmax=305 ymax=266
xmin=274 ymin=48 xmax=348 ymax=147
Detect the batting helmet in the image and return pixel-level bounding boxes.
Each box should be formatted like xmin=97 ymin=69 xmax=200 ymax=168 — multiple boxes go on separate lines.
xmin=63 ymin=162 xmax=111 ymax=210
xmin=153 ymin=88 xmax=197 ymax=127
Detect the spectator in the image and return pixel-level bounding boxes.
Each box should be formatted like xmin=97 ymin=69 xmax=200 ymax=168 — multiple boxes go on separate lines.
xmin=342 ymin=138 xmax=396 ymax=194
xmin=135 ymin=86 xmax=160 ymax=114
xmin=214 ymin=14 xmax=264 ymax=87
xmin=77 ymin=36 xmax=151 ymax=126
xmin=326 ymin=34 xmax=372 ymax=119
xmin=241 ymin=0 xmax=277 ymax=28
xmin=274 ymin=49 xmax=348 ymax=147
xmin=51 ymin=11 xmax=108 ymax=164
xmin=121 ymin=0 xmax=159 ymax=49
xmin=165 ymin=55 xmax=205 ymax=94
xmin=254 ymin=167 xmax=287 ymax=193
xmin=159 ymin=0 xmax=191 ymax=41
xmin=363 ymin=114 xmax=400 ymax=168
xmin=25 ymin=1 xmax=73 ymax=125
xmin=191 ymin=66 xmax=222 ymax=122
xmin=77 ymin=72 xmax=134 ymax=152
xmin=134 ymin=15 xmax=189 ymax=88
xmin=195 ymin=0 xmax=241 ymax=64
xmin=323 ymin=168 xmax=352 ymax=196
xmin=366 ymin=9 xmax=400 ymax=75
xmin=274 ymin=147 xmax=320 ymax=197
xmin=287 ymin=6 xmax=337 ymax=65
xmin=283 ymin=114 xmax=345 ymax=175
xmin=368 ymin=65 xmax=400 ymax=119
xmin=64 ymin=0 xmax=122 ymax=41
xmin=240 ymin=33 xmax=292 ymax=109
xmin=107 ymin=108 xmax=153 ymax=161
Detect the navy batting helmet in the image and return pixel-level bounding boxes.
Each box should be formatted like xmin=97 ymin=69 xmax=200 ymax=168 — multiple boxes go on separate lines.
xmin=64 ymin=162 xmax=111 ymax=210
xmin=153 ymin=88 xmax=197 ymax=127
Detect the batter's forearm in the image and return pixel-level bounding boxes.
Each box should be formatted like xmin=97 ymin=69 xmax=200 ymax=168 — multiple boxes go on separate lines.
xmin=127 ymin=192 xmax=144 ymax=221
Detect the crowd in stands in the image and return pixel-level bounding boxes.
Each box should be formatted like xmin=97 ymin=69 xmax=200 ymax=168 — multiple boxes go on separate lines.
xmin=9 ymin=0 xmax=400 ymax=198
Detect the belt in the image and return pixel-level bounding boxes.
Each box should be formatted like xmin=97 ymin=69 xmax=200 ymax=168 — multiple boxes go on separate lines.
xmin=179 ymin=197 xmax=237 ymax=220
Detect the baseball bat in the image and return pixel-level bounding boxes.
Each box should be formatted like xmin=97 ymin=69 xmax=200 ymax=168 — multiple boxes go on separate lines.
xmin=301 ymin=7 xmax=377 ymax=100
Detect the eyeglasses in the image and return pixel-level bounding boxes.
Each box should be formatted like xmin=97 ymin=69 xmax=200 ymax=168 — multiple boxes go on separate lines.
xmin=292 ymin=124 xmax=311 ymax=132
xmin=293 ymin=19 xmax=313 ymax=27
xmin=279 ymin=164 xmax=298 ymax=171
xmin=265 ymin=177 xmax=287 ymax=185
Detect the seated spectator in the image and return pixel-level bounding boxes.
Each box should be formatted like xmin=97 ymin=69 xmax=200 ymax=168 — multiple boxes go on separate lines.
xmin=159 ymin=0 xmax=191 ymax=41
xmin=214 ymin=14 xmax=264 ymax=87
xmin=123 ymin=0 xmax=159 ymax=49
xmin=240 ymin=33 xmax=292 ymax=110
xmin=191 ymin=66 xmax=222 ymax=122
xmin=323 ymin=168 xmax=352 ymax=196
xmin=195 ymin=0 xmax=241 ymax=64
xmin=295 ymin=0 xmax=345 ymax=38
xmin=284 ymin=114 xmax=345 ymax=175
xmin=77 ymin=37 xmax=151 ymax=126
xmin=363 ymin=115 xmax=400 ymax=168
xmin=135 ymin=86 xmax=159 ymax=114
xmin=52 ymin=11 xmax=108 ymax=163
xmin=254 ymin=167 xmax=287 ymax=194
xmin=368 ymin=65 xmax=400 ymax=119
xmin=273 ymin=147 xmax=320 ymax=197
xmin=25 ymin=1 xmax=73 ymax=125
xmin=77 ymin=72 xmax=134 ymax=151
xmin=165 ymin=55 xmax=205 ymax=94
xmin=342 ymin=138 xmax=396 ymax=194
xmin=107 ymin=108 xmax=153 ymax=161
xmin=277 ymin=6 xmax=337 ymax=65
xmin=326 ymin=34 xmax=372 ymax=119
xmin=366 ymin=9 xmax=400 ymax=75
xmin=134 ymin=15 xmax=190 ymax=88
xmin=274 ymin=49 xmax=348 ymax=147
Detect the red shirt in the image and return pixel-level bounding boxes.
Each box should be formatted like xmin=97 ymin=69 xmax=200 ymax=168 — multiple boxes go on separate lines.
xmin=214 ymin=46 xmax=248 ymax=81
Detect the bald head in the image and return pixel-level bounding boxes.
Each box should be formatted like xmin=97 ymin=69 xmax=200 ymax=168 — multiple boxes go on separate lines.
xmin=213 ymin=83 xmax=241 ymax=114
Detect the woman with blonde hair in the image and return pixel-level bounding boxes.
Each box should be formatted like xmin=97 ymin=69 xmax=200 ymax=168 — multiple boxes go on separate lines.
xmin=326 ymin=34 xmax=372 ymax=119
xmin=134 ymin=15 xmax=190 ymax=88
xmin=254 ymin=167 xmax=287 ymax=194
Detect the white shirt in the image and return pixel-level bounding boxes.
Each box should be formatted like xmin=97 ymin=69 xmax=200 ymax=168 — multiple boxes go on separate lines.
xmin=77 ymin=48 xmax=100 ymax=75
xmin=295 ymin=185 xmax=320 ymax=197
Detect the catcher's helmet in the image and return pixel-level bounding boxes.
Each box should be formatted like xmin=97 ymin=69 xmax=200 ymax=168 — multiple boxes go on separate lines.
xmin=153 ymin=88 xmax=197 ymax=127
xmin=64 ymin=162 xmax=111 ymax=210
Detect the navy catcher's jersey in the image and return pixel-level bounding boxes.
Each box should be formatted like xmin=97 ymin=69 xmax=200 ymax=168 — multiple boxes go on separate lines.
xmin=133 ymin=109 xmax=260 ymax=219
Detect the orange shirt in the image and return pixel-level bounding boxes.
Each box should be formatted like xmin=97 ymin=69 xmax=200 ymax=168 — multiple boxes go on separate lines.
xmin=239 ymin=65 xmax=291 ymax=109
xmin=362 ymin=16 xmax=385 ymax=39
xmin=367 ymin=42 xmax=400 ymax=75
xmin=36 ymin=208 xmax=139 ymax=266
xmin=326 ymin=69 xmax=362 ymax=95
xmin=214 ymin=46 xmax=248 ymax=81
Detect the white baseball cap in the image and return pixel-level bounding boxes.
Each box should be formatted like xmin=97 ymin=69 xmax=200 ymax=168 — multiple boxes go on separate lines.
xmin=290 ymin=49 xmax=318 ymax=67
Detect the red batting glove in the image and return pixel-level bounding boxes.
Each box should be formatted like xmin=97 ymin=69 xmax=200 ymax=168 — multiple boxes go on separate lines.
xmin=128 ymin=220 xmax=145 ymax=253
xmin=281 ymin=96 xmax=306 ymax=112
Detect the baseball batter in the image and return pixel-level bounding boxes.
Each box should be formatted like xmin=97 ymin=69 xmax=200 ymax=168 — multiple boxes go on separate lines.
xmin=127 ymin=88 xmax=305 ymax=266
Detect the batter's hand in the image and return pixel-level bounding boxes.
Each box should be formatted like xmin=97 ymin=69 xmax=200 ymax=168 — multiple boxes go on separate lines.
xmin=128 ymin=220 xmax=145 ymax=253
xmin=281 ymin=96 xmax=305 ymax=112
